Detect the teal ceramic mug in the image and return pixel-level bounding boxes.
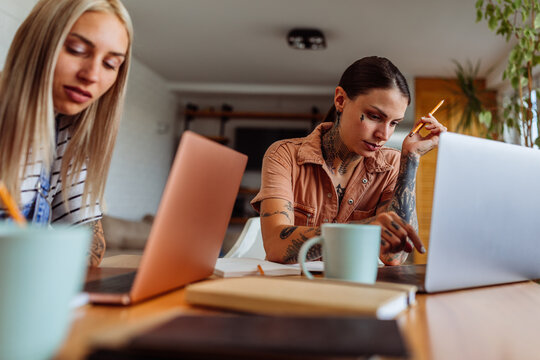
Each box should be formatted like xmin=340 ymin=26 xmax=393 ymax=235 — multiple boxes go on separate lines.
xmin=0 ymin=223 xmax=90 ymax=360
xmin=299 ymin=223 xmax=381 ymax=284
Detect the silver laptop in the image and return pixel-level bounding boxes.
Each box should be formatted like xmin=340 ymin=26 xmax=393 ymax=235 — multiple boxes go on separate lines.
xmin=378 ymin=132 xmax=540 ymax=293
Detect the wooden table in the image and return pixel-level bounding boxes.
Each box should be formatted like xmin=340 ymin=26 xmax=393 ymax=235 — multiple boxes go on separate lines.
xmin=56 ymin=266 xmax=540 ymax=360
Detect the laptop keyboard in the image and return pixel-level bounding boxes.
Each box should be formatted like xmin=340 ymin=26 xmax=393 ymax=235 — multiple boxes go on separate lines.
xmin=377 ymin=264 xmax=427 ymax=293
xmin=84 ymin=271 xmax=137 ymax=294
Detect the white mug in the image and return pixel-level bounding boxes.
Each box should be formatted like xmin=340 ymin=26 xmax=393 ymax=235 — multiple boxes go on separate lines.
xmin=299 ymin=223 xmax=381 ymax=284
xmin=0 ymin=224 xmax=90 ymax=360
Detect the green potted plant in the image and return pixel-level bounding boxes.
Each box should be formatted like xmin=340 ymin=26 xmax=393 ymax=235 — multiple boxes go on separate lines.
xmin=475 ymin=0 xmax=540 ymax=147
xmin=448 ymin=59 xmax=499 ymax=138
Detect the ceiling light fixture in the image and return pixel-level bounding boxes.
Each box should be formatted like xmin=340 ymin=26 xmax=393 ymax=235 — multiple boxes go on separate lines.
xmin=287 ymin=28 xmax=326 ymax=50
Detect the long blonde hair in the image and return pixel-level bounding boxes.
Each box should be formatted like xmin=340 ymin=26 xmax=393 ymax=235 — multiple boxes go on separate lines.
xmin=0 ymin=0 xmax=133 ymax=209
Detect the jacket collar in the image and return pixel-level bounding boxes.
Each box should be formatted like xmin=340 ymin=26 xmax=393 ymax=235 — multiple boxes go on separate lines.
xmin=296 ymin=122 xmax=394 ymax=173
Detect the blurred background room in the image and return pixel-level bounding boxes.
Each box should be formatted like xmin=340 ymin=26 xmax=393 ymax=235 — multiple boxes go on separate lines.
xmin=1 ymin=0 xmax=537 ymax=260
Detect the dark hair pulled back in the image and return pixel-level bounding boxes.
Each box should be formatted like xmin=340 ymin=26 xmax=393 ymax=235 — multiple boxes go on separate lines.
xmin=324 ymin=56 xmax=410 ymax=122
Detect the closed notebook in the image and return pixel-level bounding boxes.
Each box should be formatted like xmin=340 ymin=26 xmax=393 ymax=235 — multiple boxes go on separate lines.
xmin=87 ymin=314 xmax=408 ymax=359
xmin=185 ymin=277 xmax=416 ymax=320
xmin=214 ymin=257 xmax=324 ymax=277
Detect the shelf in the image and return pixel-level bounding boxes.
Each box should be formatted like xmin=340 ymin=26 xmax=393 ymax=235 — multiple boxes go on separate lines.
xmin=204 ymin=135 xmax=229 ymax=145
xmin=185 ymin=109 xmax=324 ymax=122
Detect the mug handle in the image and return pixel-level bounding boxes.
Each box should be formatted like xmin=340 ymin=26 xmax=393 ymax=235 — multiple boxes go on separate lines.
xmin=298 ymin=236 xmax=323 ymax=280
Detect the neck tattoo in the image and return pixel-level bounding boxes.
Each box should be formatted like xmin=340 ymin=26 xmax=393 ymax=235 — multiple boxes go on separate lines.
xmin=322 ymin=120 xmax=360 ymax=175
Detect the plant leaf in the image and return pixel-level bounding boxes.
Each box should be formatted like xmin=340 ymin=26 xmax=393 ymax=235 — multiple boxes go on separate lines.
xmin=489 ymin=16 xmax=499 ymax=30
xmin=477 ymin=9 xmax=483 ymax=22
xmin=479 ymin=111 xmax=493 ymax=127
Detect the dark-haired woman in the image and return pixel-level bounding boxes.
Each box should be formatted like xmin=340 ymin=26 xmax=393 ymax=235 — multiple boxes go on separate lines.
xmin=251 ymin=56 xmax=446 ymax=265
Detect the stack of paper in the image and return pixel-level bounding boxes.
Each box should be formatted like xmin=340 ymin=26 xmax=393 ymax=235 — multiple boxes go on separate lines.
xmin=214 ymin=257 xmax=324 ymax=277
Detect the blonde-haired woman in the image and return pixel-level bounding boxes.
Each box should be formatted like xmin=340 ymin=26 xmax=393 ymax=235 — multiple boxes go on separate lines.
xmin=0 ymin=0 xmax=133 ymax=266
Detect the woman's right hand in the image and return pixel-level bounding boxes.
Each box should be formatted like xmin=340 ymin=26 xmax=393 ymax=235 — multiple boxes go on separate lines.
xmin=368 ymin=211 xmax=425 ymax=256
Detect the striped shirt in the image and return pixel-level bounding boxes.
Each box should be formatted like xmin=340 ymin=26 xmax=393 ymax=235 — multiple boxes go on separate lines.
xmin=0 ymin=117 xmax=102 ymax=225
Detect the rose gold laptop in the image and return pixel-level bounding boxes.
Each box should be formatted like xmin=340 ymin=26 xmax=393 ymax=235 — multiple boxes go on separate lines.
xmin=84 ymin=131 xmax=247 ymax=305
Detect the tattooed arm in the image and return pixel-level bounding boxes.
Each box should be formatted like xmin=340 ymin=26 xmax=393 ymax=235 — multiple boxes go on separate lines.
xmin=377 ymin=113 xmax=447 ymax=265
xmin=379 ymin=152 xmax=421 ymax=265
xmin=257 ymin=155 xmax=422 ymax=265
xmin=86 ymin=219 xmax=106 ymax=267
xmin=260 ymin=198 xmax=321 ymax=264
xmin=348 ymin=154 xmax=424 ymax=266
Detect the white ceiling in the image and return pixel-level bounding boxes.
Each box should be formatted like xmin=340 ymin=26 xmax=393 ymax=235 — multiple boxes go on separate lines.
xmin=123 ymin=0 xmax=513 ymax=95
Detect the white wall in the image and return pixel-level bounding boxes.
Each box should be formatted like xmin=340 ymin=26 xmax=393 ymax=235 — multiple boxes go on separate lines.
xmin=0 ymin=0 xmax=37 ymax=68
xmin=0 ymin=0 xmax=178 ymax=221
xmin=104 ymin=59 xmax=177 ymax=220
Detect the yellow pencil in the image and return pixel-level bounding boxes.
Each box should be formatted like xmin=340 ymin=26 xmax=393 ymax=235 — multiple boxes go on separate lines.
xmin=257 ymin=264 xmax=265 ymax=276
xmin=0 ymin=181 xmax=27 ymax=226
xmin=409 ymin=99 xmax=445 ymax=137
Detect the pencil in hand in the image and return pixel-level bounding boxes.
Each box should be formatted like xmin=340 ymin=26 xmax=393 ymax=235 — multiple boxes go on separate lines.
xmin=409 ymin=99 xmax=445 ymax=137
xmin=0 ymin=181 xmax=27 ymax=226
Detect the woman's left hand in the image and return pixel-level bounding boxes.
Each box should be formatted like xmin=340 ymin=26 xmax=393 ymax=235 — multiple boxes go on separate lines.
xmin=402 ymin=114 xmax=447 ymax=156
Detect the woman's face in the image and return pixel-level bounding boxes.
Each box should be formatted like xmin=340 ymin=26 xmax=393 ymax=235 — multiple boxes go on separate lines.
xmin=53 ymin=11 xmax=129 ymax=115
xmin=335 ymin=87 xmax=408 ymax=157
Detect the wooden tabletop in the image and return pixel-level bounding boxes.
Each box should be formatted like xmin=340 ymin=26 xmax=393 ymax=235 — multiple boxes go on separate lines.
xmin=56 ymin=264 xmax=540 ymax=360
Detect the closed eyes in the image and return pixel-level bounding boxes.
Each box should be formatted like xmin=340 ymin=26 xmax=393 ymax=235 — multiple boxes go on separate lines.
xmin=65 ymin=44 xmax=120 ymax=71
xmin=365 ymin=112 xmax=401 ymax=127
xmin=66 ymin=44 xmax=86 ymax=55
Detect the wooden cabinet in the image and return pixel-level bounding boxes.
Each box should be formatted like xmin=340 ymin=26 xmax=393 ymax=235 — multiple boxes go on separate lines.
xmin=414 ymin=78 xmax=495 ymax=264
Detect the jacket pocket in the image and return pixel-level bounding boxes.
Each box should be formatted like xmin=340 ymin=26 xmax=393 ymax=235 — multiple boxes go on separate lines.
xmin=294 ymin=203 xmax=316 ymax=226
xmin=351 ymin=207 xmax=377 ymax=222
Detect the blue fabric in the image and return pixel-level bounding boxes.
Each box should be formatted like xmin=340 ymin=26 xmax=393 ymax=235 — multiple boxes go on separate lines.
xmin=21 ymin=169 xmax=52 ymax=225
xmin=2 ymin=118 xmax=57 ymax=225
